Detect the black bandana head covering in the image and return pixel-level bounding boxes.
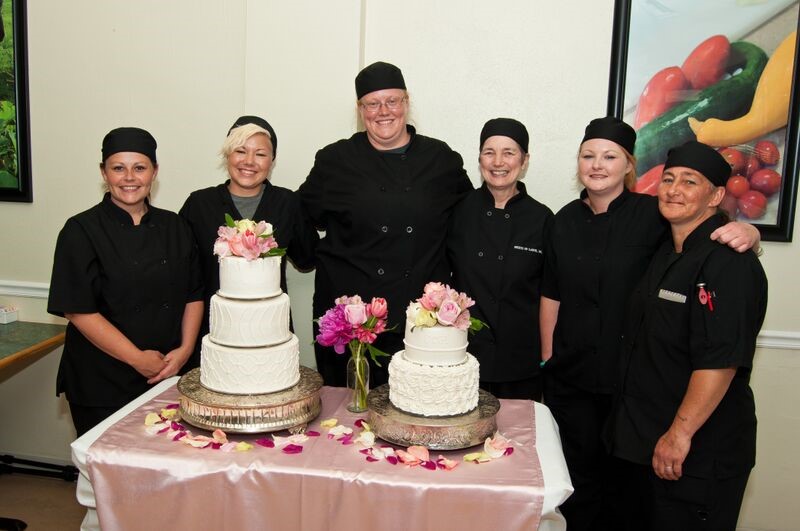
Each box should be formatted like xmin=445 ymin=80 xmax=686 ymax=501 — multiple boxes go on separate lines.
xmin=102 ymin=127 xmax=157 ymax=164
xmin=355 ymin=62 xmax=406 ymax=99
xmin=228 ymin=115 xmax=277 ymax=157
xmin=663 ymin=140 xmax=730 ymax=187
xmin=480 ymin=118 xmax=529 ymax=153
xmin=581 ymin=116 xmax=636 ymax=155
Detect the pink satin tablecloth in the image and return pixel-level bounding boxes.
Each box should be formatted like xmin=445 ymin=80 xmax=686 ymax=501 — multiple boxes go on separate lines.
xmin=75 ymin=380 xmax=571 ymax=531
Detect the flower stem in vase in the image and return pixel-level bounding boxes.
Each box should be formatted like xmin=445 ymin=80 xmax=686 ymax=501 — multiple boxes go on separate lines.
xmin=347 ymin=345 xmax=370 ymax=413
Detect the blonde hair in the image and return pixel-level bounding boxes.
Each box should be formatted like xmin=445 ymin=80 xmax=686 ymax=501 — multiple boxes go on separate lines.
xmin=219 ymin=124 xmax=272 ymax=168
xmin=574 ymin=144 xmax=638 ymax=191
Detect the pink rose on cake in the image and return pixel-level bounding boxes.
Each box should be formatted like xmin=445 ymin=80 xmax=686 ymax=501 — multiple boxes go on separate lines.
xmin=213 ymin=213 xmax=286 ymax=260
xmin=408 ymin=282 xmax=486 ymax=333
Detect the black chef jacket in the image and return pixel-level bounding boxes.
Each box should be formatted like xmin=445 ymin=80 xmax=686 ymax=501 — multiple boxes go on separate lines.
xmin=179 ymin=180 xmax=319 ymax=367
xmin=540 ymin=188 xmax=668 ymax=393
xmin=448 ymin=182 xmax=553 ymax=382
xmin=299 ymin=125 xmax=471 ymax=329
xmin=48 ymin=193 xmax=203 ymax=408
xmin=610 ymin=214 xmax=767 ymax=479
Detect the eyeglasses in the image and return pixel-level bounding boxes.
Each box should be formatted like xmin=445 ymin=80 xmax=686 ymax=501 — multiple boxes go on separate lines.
xmin=359 ymin=96 xmax=407 ymax=113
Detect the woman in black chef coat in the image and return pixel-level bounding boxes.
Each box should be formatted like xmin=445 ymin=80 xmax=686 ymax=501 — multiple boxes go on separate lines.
xmin=299 ymin=62 xmax=472 ymax=388
xmin=180 ymin=116 xmax=318 ymax=370
xmin=609 ymin=141 xmax=767 ymax=530
xmin=48 ymin=127 xmax=204 ymax=436
xmin=539 ymin=117 xmax=760 ymax=531
xmin=447 ymin=118 xmax=552 ymax=400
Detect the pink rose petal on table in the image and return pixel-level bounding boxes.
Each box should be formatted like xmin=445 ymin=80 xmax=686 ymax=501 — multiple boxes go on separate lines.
xmin=172 ymin=431 xmax=187 ymax=441
xmin=212 ymin=429 xmax=228 ymax=444
xmin=436 ymin=456 xmax=459 ymax=470
xmin=407 ymin=446 xmax=430 ymax=462
xmin=210 ymin=442 xmax=222 ymax=450
xmin=170 ymin=421 xmax=185 ymax=431
xmin=359 ymin=449 xmax=371 ymax=455
xmin=366 ymin=455 xmax=380 ymax=462
xmin=396 ymin=449 xmax=421 ymax=466
xmin=164 ymin=403 xmax=180 ymax=410
xmin=219 ymin=442 xmax=238 ymax=452
xmin=504 ymin=447 xmax=514 ymax=456
xmin=386 ymin=455 xmax=399 ymax=465
xmin=421 ymin=460 xmax=437 ymax=470
xmin=157 ymin=425 xmax=170 ymax=434
xmin=282 ymin=444 xmax=303 ymax=454
xmin=306 ymin=431 xmax=321 ymax=437
xmin=255 ymin=438 xmax=275 ymax=448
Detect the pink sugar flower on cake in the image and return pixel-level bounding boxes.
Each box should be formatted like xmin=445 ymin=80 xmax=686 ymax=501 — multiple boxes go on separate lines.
xmin=408 ymin=282 xmax=486 ymax=333
xmin=213 ymin=213 xmax=285 ymax=260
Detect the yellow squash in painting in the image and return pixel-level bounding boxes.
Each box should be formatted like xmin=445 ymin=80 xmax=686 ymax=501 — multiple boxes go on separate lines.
xmin=689 ymin=30 xmax=796 ymax=146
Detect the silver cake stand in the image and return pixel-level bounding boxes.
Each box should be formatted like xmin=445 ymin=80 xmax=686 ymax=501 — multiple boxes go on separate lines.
xmin=177 ymin=366 xmax=323 ymax=434
xmin=367 ymin=384 xmax=500 ymax=450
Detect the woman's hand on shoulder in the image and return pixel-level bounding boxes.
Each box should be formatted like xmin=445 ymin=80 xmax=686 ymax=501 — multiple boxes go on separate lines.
xmin=710 ymin=221 xmax=761 ymax=253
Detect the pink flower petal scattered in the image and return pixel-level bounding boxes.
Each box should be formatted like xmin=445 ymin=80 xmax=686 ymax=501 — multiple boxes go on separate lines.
xmin=359 ymin=449 xmax=371 ymax=455
xmin=386 ymin=456 xmax=399 ymax=465
xmin=210 ymin=442 xmax=222 ymax=450
xmin=340 ymin=434 xmax=355 ymax=445
xmin=504 ymin=447 xmax=514 ymax=456
xmin=421 ymin=460 xmax=437 ymax=470
xmin=164 ymin=403 xmax=180 ymax=410
xmin=354 ymin=418 xmax=367 ymax=428
xmin=255 ymin=438 xmax=275 ymax=448
xmin=436 ymin=456 xmax=459 ymax=470
xmin=212 ymin=429 xmax=228 ymax=444
xmin=366 ymin=455 xmax=379 ymax=462
xmin=354 ymin=431 xmax=376 ymax=448
xmin=407 ymin=446 xmax=430 ymax=462
xmin=157 ymin=425 xmax=171 ymax=434
xmin=170 ymin=421 xmax=185 ymax=431
xmin=282 ymin=444 xmax=303 ymax=454
xmin=172 ymin=431 xmax=187 ymax=441
xmin=182 ymin=437 xmax=211 ymax=448
xmin=219 ymin=442 xmax=239 ymax=452
xmin=484 ymin=432 xmax=512 ymax=459
xmin=306 ymin=431 xmax=321 ymax=437
xmin=328 ymin=425 xmax=353 ymax=438
xmin=396 ymin=449 xmax=421 ymax=466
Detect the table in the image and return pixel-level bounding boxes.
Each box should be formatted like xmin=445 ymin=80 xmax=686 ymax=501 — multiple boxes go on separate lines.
xmin=72 ymin=378 xmax=573 ymax=531
xmin=0 ymin=321 xmax=66 ymax=371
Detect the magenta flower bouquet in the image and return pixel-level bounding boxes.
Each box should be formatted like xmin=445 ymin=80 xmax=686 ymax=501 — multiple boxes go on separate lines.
xmin=213 ymin=213 xmax=285 ymax=260
xmin=316 ymin=295 xmax=390 ymax=412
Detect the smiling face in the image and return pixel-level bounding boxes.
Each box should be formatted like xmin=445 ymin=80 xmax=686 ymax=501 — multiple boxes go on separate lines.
xmin=358 ymin=88 xmax=410 ymax=150
xmin=577 ymin=138 xmax=632 ymax=198
xmin=226 ymin=132 xmax=274 ymax=197
xmin=658 ymin=166 xmax=725 ymax=230
xmin=100 ymin=152 xmax=157 ymax=214
xmin=479 ymin=135 xmax=529 ymax=194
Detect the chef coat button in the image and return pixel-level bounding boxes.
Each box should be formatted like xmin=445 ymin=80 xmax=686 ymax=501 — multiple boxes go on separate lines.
xmin=404 ymin=270 xmax=410 ymax=278
xmin=486 ymin=211 xmax=492 ymax=216
xmin=149 ymin=224 xmax=156 ymax=228
xmin=161 ymin=259 xmax=167 ymax=265
xmin=504 ymin=213 xmax=510 ymax=219
xmin=594 ymin=256 xmax=600 ymax=261
xmin=401 ymin=154 xmax=407 ymax=160
xmin=134 ymin=306 xmax=141 ymax=313
xmin=381 ymin=225 xmax=388 ymax=233
xmin=132 ymin=260 xmax=138 ymax=266
xmin=405 ymin=186 xmax=411 ymax=192
xmin=162 ymin=302 xmax=170 ymax=309
xmin=406 ymin=226 xmax=413 ymax=233
xmin=377 ymin=268 xmax=385 ymax=276
xmin=497 ymin=255 xmax=504 ymax=261
xmin=478 ymin=251 xmax=484 ymax=257
xmin=577 ymin=256 xmax=583 ymax=261
xmin=380 ymin=186 xmax=386 ymax=192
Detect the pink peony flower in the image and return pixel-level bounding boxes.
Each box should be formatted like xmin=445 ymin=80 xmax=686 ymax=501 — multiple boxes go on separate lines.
xmin=355 ymin=327 xmax=377 ymax=344
xmin=316 ymin=305 xmax=353 ymax=354
xmin=344 ymin=303 xmax=368 ymax=326
xmin=369 ymin=297 xmax=388 ymax=319
xmin=437 ymin=299 xmax=461 ymax=326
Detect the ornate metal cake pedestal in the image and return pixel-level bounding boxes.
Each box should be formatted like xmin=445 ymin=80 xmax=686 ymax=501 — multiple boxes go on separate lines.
xmin=367 ymin=384 xmax=500 ymax=450
xmin=177 ymin=366 xmax=322 ymax=434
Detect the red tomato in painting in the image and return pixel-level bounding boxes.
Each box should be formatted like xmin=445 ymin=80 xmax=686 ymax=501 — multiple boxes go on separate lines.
xmin=681 ymin=35 xmax=731 ymax=89
xmin=749 ymin=169 xmax=781 ymax=197
xmin=725 ymin=175 xmax=750 ymax=198
xmin=719 ymin=148 xmax=746 ymax=175
xmin=737 ymin=190 xmax=768 ymax=219
xmin=755 ymin=140 xmax=780 ymax=165
xmin=634 ymin=67 xmax=690 ymax=129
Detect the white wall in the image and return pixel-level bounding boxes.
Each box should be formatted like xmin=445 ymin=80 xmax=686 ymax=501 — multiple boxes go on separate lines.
xmin=0 ymin=1 xmax=797 ymax=529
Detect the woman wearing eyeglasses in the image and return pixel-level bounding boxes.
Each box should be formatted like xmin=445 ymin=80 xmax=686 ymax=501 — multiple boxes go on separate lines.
xmin=299 ymin=61 xmax=472 ymax=387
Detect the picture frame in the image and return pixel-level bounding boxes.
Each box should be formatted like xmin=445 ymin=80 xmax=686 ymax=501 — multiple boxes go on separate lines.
xmin=607 ymin=0 xmax=800 ymax=241
xmin=0 ymin=0 xmax=31 ymax=202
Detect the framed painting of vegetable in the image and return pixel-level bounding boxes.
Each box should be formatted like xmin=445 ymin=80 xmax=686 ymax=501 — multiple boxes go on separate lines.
xmin=607 ymin=0 xmax=800 ymax=241
xmin=0 ymin=0 xmax=30 ymax=202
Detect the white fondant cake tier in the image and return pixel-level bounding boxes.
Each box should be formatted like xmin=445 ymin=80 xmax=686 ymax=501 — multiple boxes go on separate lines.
xmin=403 ymin=322 xmax=468 ymax=366
xmin=200 ymin=334 xmax=300 ymax=394
xmin=209 ymin=293 xmax=291 ymax=347
xmin=218 ymin=256 xmax=281 ymax=299
xmin=388 ymin=352 xmax=480 ymax=417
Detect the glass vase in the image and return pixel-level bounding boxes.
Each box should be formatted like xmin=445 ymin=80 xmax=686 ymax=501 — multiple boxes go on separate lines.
xmin=346 ymin=353 xmax=370 ymax=413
